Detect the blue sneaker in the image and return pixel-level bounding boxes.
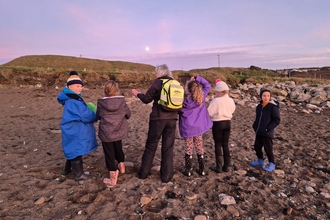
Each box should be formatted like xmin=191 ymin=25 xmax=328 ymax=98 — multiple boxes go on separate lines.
xmin=250 ymin=158 xmax=264 ymax=167
xmin=263 ymin=162 xmax=276 ymax=172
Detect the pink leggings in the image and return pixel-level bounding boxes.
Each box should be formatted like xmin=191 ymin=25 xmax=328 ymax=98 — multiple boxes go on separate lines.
xmin=185 ymin=135 xmax=204 ymax=155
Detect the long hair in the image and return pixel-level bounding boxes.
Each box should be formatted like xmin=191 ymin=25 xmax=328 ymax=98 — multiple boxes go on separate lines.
xmin=155 ymin=64 xmax=172 ymax=77
xmin=188 ymin=81 xmax=203 ymax=106
xmin=104 ymin=80 xmax=120 ymax=97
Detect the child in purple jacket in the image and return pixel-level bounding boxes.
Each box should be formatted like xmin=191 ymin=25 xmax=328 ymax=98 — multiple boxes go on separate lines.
xmin=179 ymin=76 xmax=212 ymax=176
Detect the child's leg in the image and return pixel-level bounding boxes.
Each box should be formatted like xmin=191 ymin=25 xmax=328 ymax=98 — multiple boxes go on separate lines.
xmin=193 ymin=135 xmax=205 ymax=176
xmin=180 ymin=137 xmax=194 ymax=177
xmin=113 ymin=140 xmax=125 ymax=174
xmin=263 ymin=137 xmax=274 ymax=163
xmin=210 ymin=122 xmax=224 ymax=173
xmin=193 ymin=135 xmax=203 ymax=155
xmin=221 ymin=120 xmax=231 ymax=172
xmin=253 ymin=135 xmax=264 ymax=159
xmin=102 ymin=142 xmax=117 ymax=171
xmin=113 ymin=140 xmax=125 ymax=163
xmin=184 ymin=137 xmax=194 ymax=156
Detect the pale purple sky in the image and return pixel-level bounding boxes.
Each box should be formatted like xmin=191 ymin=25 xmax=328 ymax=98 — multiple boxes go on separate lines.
xmin=1 ymin=0 xmax=329 ymax=70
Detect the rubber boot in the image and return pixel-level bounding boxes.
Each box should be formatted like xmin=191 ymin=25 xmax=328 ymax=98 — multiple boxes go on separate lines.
xmin=250 ymin=158 xmax=265 ymax=167
xmin=263 ymin=162 xmax=276 ymax=172
xmin=71 ymin=157 xmax=93 ymax=181
xmin=61 ymin=160 xmax=72 ymax=177
xmin=103 ymin=170 xmax=119 ymax=187
xmin=222 ymin=156 xmax=231 ymax=172
xmin=118 ymin=162 xmax=125 ymax=174
xmin=196 ymin=154 xmax=205 ymax=176
xmin=209 ymin=156 xmax=224 ymax=173
xmin=179 ymin=154 xmax=192 ymax=177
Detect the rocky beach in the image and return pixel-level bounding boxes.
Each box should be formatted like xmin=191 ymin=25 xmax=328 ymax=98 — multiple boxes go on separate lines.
xmin=0 ymin=82 xmax=329 ymax=219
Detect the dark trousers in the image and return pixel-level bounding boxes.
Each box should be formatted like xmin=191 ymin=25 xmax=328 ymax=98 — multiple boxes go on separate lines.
xmin=102 ymin=140 xmax=125 ymax=171
xmin=253 ymin=134 xmax=274 ymax=163
xmin=138 ymin=119 xmax=176 ymax=183
xmin=212 ymin=120 xmax=231 ymax=157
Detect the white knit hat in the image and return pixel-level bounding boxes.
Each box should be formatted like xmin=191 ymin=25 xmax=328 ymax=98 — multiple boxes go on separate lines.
xmin=215 ymin=81 xmax=229 ymax=92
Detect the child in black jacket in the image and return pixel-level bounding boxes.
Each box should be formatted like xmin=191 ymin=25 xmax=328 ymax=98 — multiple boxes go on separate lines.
xmin=250 ymin=88 xmax=281 ymax=172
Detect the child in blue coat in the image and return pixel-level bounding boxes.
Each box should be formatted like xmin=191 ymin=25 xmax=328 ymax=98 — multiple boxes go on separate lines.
xmin=179 ymin=76 xmax=212 ymax=176
xmin=57 ymin=71 xmax=98 ymax=182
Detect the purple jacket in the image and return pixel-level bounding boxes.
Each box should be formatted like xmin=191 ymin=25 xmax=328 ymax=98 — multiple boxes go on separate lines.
xmin=179 ymin=76 xmax=212 ymax=138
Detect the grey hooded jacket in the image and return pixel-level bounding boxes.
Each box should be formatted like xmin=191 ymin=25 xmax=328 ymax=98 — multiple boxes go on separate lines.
xmin=96 ymin=96 xmax=131 ymax=142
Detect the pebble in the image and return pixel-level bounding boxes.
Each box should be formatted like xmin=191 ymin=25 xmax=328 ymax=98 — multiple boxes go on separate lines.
xmin=286 ymin=207 xmax=293 ymax=215
xmin=194 ymin=215 xmax=207 ymax=220
xmin=305 ymin=186 xmax=315 ymax=193
xmin=185 ymin=192 xmax=197 ymax=200
xmin=124 ymin=161 xmax=134 ymax=167
xmin=151 ymin=165 xmax=160 ymax=172
xmin=274 ymin=170 xmax=285 ymax=175
xmin=235 ymin=169 xmax=247 ymax=175
xmin=326 ymin=203 xmax=330 ymax=208
xmin=324 ymin=183 xmax=330 ymax=191
xmin=320 ymin=192 xmax=330 ymax=199
xmin=34 ymin=197 xmax=45 ymax=205
xmin=227 ymin=206 xmax=239 ymax=217
xmin=78 ymin=210 xmax=82 ymax=215
xmin=218 ymin=194 xmax=236 ymax=205
xmin=140 ymin=195 xmax=152 ymax=205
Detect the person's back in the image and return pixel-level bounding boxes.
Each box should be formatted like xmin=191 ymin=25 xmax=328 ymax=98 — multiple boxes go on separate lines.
xmin=179 ymin=75 xmax=212 ymax=176
xmin=131 ymin=64 xmax=177 ymax=183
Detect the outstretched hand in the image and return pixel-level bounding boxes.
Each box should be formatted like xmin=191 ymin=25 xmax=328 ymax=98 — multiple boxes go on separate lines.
xmin=131 ymin=89 xmax=140 ymax=96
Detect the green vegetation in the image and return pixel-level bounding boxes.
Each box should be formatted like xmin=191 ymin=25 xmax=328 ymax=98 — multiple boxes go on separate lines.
xmin=0 ymin=55 xmax=329 ymax=88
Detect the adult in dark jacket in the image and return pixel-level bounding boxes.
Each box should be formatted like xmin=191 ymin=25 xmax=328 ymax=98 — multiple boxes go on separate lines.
xmin=132 ymin=64 xmax=177 ymax=183
xmin=97 ymin=80 xmax=131 ymax=187
xmin=251 ymin=88 xmax=281 ymax=172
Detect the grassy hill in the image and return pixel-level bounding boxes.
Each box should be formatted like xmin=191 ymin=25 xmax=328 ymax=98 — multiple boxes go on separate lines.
xmin=0 ymin=55 xmax=328 ymax=88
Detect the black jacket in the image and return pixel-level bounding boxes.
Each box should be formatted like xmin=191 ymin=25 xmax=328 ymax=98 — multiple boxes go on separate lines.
xmin=253 ymin=100 xmax=280 ymax=138
xmin=137 ymin=76 xmax=178 ymax=121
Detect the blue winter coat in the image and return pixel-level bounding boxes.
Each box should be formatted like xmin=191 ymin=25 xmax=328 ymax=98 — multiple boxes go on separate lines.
xmin=179 ymin=76 xmax=212 ymax=138
xmin=57 ymin=88 xmax=98 ymax=160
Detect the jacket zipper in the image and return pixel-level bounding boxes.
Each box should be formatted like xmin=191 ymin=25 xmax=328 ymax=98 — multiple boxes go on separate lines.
xmin=256 ymin=107 xmax=263 ymax=133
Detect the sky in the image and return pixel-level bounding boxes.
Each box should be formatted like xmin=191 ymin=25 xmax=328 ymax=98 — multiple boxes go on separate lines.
xmin=0 ymin=0 xmax=329 ymax=71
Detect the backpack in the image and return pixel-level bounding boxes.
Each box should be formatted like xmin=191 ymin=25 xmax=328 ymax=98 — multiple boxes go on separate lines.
xmin=158 ymin=79 xmax=184 ymax=111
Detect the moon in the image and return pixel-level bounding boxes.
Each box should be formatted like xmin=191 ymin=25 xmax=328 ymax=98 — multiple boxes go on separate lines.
xmin=145 ymin=47 xmax=149 ymax=51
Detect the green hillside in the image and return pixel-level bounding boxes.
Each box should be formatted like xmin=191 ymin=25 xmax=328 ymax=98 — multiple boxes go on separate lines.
xmin=2 ymin=55 xmax=155 ymax=72
xmin=0 ymin=55 xmax=328 ymax=88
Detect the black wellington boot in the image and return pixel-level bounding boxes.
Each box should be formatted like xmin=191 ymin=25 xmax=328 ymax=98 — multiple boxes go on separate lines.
xmin=61 ymin=160 xmax=72 ymax=177
xmin=222 ymin=156 xmax=231 ymax=172
xmin=209 ymin=156 xmax=224 ymax=173
xmin=196 ymin=154 xmax=205 ymax=176
xmin=179 ymin=154 xmax=193 ymax=177
xmin=70 ymin=157 xmax=93 ymax=181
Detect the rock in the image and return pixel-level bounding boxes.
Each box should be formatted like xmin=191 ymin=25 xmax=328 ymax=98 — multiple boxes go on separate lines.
xmin=151 ymin=165 xmax=160 ymax=172
xmin=34 ymin=197 xmax=45 ymax=205
xmin=226 ymin=206 xmax=239 ymax=217
xmin=194 ymin=215 xmax=207 ymax=220
xmin=305 ymin=185 xmax=315 ymax=193
xmin=286 ymin=207 xmax=293 ymax=215
xmin=320 ymin=192 xmax=330 ymax=199
xmin=326 ymin=203 xmax=330 ymax=208
xmin=218 ymin=193 xmax=236 ymax=205
xmin=124 ymin=161 xmax=134 ymax=167
xmin=185 ymin=192 xmax=197 ymax=200
xmin=274 ymin=170 xmax=285 ymax=175
xmin=140 ymin=195 xmax=152 ymax=205
xmin=324 ymin=183 xmax=330 ymax=191
xmin=235 ymin=169 xmax=247 ymax=175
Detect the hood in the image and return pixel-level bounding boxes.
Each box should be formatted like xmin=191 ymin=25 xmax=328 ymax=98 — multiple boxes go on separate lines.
xmin=57 ymin=87 xmax=82 ymax=105
xmin=98 ymin=96 xmax=126 ymax=112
